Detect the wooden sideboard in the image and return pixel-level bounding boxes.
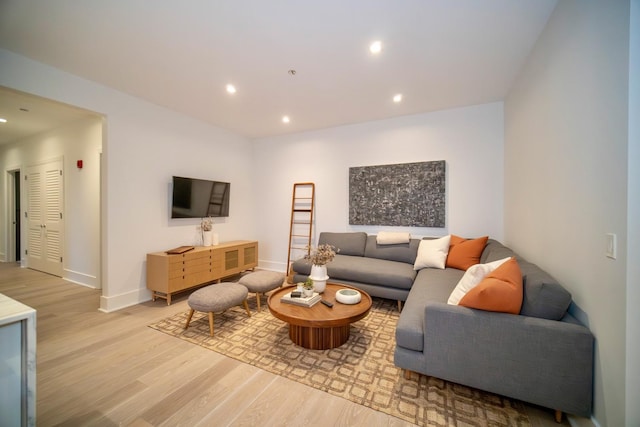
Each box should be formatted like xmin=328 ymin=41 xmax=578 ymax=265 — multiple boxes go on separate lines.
xmin=146 ymin=240 xmax=258 ymax=304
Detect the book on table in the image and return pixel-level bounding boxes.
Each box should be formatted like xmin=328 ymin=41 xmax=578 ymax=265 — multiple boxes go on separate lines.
xmin=281 ymin=291 xmax=321 ymax=307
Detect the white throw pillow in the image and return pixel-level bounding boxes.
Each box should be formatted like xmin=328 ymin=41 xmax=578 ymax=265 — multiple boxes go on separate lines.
xmin=413 ymin=235 xmax=451 ymax=270
xmin=447 ymin=257 xmax=511 ymax=305
xmin=377 ymin=231 xmax=411 ymax=245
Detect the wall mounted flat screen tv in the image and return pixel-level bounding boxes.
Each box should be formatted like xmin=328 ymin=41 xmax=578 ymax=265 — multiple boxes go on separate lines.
xmin=171 ymin=176 xmax=230 ymax=218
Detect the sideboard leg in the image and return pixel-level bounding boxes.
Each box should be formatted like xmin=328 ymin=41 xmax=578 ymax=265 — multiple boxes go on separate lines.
xmin=404 ymin=369 xmax=413 ymax=380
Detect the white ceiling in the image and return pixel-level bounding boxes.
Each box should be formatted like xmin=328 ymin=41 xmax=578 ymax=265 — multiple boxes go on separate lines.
xmin=0 ymin=87 xmax=98 ymax=145
xmin=0 ymin=0 xmax=558 ymax=142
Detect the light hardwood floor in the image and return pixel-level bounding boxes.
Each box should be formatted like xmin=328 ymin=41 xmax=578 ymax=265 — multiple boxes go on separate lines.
xmin=0 ymin=263 xmax=565 ymax=427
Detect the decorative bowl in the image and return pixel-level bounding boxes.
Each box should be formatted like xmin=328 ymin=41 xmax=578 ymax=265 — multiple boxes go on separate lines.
xmin=335 ymin=289 xmax=361 ymax=305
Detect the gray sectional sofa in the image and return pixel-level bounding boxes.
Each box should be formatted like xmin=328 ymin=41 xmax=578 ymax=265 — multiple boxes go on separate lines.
xmin=292 ymin=232 xmax=594 ymax=419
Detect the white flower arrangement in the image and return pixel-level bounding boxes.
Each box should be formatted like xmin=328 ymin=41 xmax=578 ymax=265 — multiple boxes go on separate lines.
xmin=201 ymin=217 xmax=213 ymax=232
xmin=304 ymin=244 xmax=338 ymax=266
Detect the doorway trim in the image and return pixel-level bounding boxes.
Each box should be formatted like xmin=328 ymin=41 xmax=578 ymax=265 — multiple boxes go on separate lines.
xmin=4 ymin=166 xmax=22 ymax=264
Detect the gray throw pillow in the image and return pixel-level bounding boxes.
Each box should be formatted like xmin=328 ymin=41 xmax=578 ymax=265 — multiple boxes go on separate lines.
xmin=519 ymin=263 xmax=572 ymax=320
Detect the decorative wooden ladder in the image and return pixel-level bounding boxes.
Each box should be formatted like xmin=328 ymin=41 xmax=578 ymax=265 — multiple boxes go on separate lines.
xmin=286 ymin=182 xmax=315 ymax=281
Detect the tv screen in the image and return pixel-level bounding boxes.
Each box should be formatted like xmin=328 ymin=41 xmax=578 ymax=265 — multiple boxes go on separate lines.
xmin=171 ymin=176 xmax=230 ymax=218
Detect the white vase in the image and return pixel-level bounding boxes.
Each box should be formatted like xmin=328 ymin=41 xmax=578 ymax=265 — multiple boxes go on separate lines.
xmin=203 ymin=230 xmax=213 ymax=246
xmin=211 ymin=232 xmax=219 ymax=246
xmin=309 ymin=264 xmax=329 ymax=293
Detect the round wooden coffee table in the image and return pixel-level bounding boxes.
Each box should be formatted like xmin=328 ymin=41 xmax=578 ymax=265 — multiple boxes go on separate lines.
xmin=267 ymin=283 xmax=372 ymax=350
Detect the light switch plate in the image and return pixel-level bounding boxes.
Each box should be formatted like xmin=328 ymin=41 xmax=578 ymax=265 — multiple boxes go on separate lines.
xmin=606 ymin=233 xmax=617 ymax=259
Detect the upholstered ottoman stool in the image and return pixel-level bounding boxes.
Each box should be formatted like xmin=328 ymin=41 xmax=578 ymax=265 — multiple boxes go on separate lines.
xmin=238 ymin=270 xmax=285 ymax=312
xmin=184 ymin=282 xmax=251 ymax=337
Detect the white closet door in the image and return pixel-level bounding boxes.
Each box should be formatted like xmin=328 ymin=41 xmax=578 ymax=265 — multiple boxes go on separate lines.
xmin=26 ymin=159 xmax=64 ymax=277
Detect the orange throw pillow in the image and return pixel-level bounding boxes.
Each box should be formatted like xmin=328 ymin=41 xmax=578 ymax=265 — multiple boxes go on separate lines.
xmin=446 ymin=235 xmax=488 ymax=270
xmin=459 ymin=257 xmax=523 ymax=314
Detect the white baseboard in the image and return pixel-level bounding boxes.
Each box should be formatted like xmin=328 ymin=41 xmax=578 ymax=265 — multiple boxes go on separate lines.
xmin=99 ymin=288 xmax=151 ymax=313
xmin=99 ymin=262 xmax=286 ymax=313
xmin=64 ymin=268 xmax=100 ymax=289
xmin=567 ymin=414 xmax=598 ymax=427
xmin=258 ymin=260 xmax=287 ymax=273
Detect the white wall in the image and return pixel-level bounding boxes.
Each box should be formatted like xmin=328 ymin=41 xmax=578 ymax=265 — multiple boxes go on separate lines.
xmin=253 ymin=102 xmax=504 ymax=271
xmin=504 ymin=1 xmax=630 ymax=426
xmin=0 ymin=49 xmax=256 ymax=311
xmin=0 ymin=117 xmax=103 ymax=287
xmin=626 ymin=2 xmax=639 ymax=426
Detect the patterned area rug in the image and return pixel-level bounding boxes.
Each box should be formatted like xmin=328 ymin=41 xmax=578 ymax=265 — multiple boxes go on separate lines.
xmin=148 ymin=297 xmax=530 ymax=426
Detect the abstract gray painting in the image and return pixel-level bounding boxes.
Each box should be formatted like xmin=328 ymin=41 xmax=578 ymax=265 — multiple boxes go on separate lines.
xmin=349 ymin=161 xmax=446 ymax=227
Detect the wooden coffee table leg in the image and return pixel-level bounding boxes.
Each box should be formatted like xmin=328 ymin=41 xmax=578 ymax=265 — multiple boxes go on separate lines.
xmin=289 ymin=325 xmax=351 ymax=350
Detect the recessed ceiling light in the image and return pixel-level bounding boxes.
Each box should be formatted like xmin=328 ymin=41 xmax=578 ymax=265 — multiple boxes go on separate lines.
xmin=226 ymin=84 xmax=237 ymax=94
xmin=282 ymin=116 xmax=290 ymax=124
xmin=369 ymin=40 xmax=382 ymax=54
xmin=0 ymin=118 xmax=7 ymax=123
xmin=393 ymin=94 xmax=403 ymax=103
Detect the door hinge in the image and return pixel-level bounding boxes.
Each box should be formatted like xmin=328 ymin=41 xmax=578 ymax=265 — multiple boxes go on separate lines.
xmin=60 ymin=257 xmax=63 ymax=262
xmin=24 ymin=175 xmax=27 ymax=181
xmin=59 ymin=170 xmax=63 ymax=176
xmin=25 ymin=249 xmax=28 ymax=255
xmin=24 ymin=211 xmax=28 ymax=218
xmin=60 ymin=212 xmax=63 ymax=219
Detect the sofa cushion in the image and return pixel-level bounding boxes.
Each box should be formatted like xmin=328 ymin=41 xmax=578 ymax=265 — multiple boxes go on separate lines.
xmin=446 ymin=235 xmax=489 ymax=270
xmin=519 ymin=261 xmax=572 ymax=320
xmin=364 ymin=235 xmax=420 ymax=264
xmin=326 ymin=254 xmax=417 ymax=290
xmin=414 ymin=236 xmax=451 ymax=270
xmin=318 ymin=232 xmax=367 ymax=256
xmin=459 ymin=258 xmax=523 ymax=314
xmin=396 ymin=268 xmax=465 ymax=352
xmin=480 ymin=239 xmax=518 ymax=263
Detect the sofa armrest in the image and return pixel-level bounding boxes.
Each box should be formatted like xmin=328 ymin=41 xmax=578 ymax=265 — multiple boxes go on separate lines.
xmin=423 ymin=301 xmax=593 ymax=417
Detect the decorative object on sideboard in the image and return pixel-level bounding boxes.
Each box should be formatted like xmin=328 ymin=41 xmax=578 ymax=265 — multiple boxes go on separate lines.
xmin=201 ymin=217 xmax=213 ymax=246
xmin=304 ymin=244 xmax=338 ymax=293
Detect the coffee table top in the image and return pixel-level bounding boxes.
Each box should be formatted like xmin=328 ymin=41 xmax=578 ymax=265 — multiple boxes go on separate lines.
xmin=267 ymin=283 xmax=372 ymax=328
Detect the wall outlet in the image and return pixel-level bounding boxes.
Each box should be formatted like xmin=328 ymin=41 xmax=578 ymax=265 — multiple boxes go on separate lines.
xmin=606 ymin=233 xmax=617 ymax=259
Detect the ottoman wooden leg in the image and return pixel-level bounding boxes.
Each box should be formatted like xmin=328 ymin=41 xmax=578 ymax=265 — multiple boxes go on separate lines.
xmin=208 ymin=312 xmax=215 ymax=337
xmin=256 ymin=293 xmax=262 ymax=312
xmin=184 ymin=309 xmax=195 ymax=330
xmin=243 ymin=300 xmax=252 ymax=317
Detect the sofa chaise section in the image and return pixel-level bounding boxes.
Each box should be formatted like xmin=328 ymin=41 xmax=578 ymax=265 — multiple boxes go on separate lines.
xmin=395 ymin=239 xmax=594 ymax=419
